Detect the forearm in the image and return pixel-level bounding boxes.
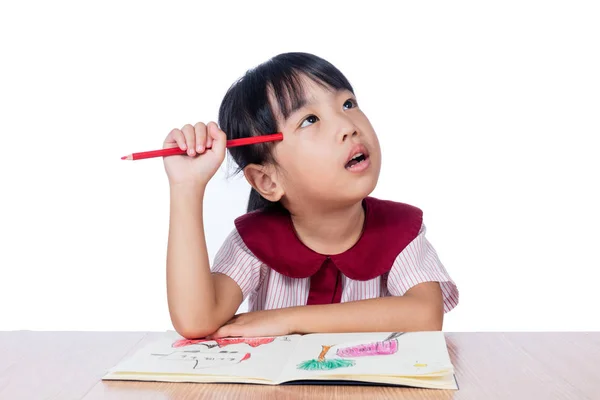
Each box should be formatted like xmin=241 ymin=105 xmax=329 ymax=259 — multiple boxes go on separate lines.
xmin=286 ymin=295 xmax=443 ymax=334
xmin=166 ymin=184 xmax=218 ymax=336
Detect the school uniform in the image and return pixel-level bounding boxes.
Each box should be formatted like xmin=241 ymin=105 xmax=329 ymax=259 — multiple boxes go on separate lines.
xmin=212 ymin=197 xmax=459 ymax=312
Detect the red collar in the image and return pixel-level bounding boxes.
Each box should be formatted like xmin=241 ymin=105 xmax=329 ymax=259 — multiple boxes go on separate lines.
xmin=234 ymin=197 xmax=423 ymax=281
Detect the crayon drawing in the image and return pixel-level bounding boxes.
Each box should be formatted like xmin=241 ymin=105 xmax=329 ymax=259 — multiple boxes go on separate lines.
xmin=172 ymin=336 xmax=276 ymax=349
xmin=147 ymin=336 xmax=283 ymax=370
xmin=150 ymin=349 xmax=251 ymax=370
xmin=296 ymin=345 xmax=356 ymax=371
xmin=336 ymin=332 xmax=404 ymax=358
xmin=296 ymin=332 xmax=405 ymax=371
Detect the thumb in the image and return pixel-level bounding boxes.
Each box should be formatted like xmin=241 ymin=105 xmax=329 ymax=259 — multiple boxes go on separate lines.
xmin=207 ymin=122 xmax=227 ymax=155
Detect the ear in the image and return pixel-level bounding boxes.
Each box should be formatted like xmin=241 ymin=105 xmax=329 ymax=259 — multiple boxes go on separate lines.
xmin=243 ymin=164 xmax=284 ymax=202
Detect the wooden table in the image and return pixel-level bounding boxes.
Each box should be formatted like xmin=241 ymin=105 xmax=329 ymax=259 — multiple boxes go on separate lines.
xmin=1 ymin=332 xmax=598 ymax=399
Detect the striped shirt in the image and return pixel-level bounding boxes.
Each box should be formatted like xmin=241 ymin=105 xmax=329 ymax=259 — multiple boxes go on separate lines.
xmin=212 ymin=222 xmax=458 ymax=313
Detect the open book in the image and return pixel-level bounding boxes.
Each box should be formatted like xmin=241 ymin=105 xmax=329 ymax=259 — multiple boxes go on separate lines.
xmin=103 ymin=331 xmax=457 ymax=390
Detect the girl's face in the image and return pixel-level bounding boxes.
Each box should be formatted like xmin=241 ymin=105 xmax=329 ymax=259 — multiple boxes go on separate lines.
xmin=270 ymin=75 xmax=382 ymax=209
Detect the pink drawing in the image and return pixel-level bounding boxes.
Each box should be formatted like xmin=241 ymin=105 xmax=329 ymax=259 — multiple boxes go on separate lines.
xmin=173 ymin=337 xmax=275 ymax=349
xmin=335 ymin=332 xmax=404 ymax=358
xmin=336 ymin=338 xmax=398 ymax=357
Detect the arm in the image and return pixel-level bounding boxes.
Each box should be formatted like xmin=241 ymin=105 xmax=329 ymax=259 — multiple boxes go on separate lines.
xmin=287 ymin=281 xmax=444 ymax=333
xmin=209 ymin=281 xmax=443 ymax=338
xmin=166 ymin=184 xmax=242 ymax=339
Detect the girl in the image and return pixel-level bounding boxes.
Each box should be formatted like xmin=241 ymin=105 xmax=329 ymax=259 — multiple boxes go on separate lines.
xmin=163 ymin=52 xmax=459 ymax=340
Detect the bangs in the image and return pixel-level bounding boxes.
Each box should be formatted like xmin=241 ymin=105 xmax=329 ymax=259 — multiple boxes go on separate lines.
xmin=265 ymin=62 xmax=354 ymax=123
xmin=267 ymin=72 xmax=330 ymax=122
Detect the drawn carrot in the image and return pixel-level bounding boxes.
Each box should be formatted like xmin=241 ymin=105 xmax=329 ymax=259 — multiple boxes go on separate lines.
xmin=296 ymin=345 xmax=356 ymax=371
xmin=336 ymin=338 xmax=398 ymax=357
xmin=335 ymin=332 xmax=404 ymax=358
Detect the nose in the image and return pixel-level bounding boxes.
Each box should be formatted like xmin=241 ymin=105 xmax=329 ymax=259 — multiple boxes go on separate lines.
xmin=335 ymin=114 xmax=359 ymax=142
xmin=341 ymin=129 xmax=358 ymax=142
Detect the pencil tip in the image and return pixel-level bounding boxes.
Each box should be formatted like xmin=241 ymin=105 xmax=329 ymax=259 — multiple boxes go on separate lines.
xmin=121 ymin=156 xmax=127 ymax=160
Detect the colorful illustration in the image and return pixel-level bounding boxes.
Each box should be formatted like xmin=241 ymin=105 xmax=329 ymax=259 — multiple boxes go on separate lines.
xmin=296 ymin=332 xmax=405 ymax=371
xmin=146 ymin=336 xmax=280 ymax=370
xmin=172 ymin=337 xmax=276 ymax=349
xmin=150 ymin=349 xmax=251 ymax=369
xmin=296 ymin=345 xmax=356 ymax=371
xmin=336 ymin=332 xmax=403 ymax=357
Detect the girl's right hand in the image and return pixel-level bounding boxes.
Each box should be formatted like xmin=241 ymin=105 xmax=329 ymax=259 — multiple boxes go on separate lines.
xmin=163 ymin=122 xmax=227 ymax=188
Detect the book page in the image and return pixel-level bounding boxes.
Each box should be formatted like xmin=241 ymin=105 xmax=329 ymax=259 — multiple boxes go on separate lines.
xmin=104 ymin=331 xmax=302 ymax=383
xmin=276 ymin=331 xmax=454 ymax=383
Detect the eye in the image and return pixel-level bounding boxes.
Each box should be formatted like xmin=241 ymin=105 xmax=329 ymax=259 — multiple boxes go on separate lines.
xmin=343 ymin=98 xmax=357 ymax=109
xmin=299 ymin=115 xmax=319 ymax=128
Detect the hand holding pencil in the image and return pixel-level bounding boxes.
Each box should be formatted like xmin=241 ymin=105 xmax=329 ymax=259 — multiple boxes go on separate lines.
xmin=124 ymin=122 xmax=283 ymax=188
xmin=156 ymin=122 xmax=229 ymax=188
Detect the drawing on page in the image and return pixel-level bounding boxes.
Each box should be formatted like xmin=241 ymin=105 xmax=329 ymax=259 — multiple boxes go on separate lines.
xmin=296 ymin=345 xmax=356 ymax=371
xmin=296 ymin=332 xmax=406 ymax=371
xmin=335 ymin=332 xmax=404 ymax=358
xmin=150 ymin=349 xmax=251 ymax=370
xmin=172 ymin=336 xmax=276 ymax=349
xmin=151 ymin=336 xmax=288 ymax=370
xmin=172 ymin=337 xmax=276 ymax=348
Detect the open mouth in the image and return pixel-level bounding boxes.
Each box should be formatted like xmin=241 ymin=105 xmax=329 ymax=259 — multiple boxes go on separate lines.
xmin=345 ymin=152 xmax=368 ymax=169
xmin=345 ymin=144 xmax=370 ymax=170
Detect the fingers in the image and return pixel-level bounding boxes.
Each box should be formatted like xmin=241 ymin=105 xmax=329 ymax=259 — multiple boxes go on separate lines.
xmin=205 ymin=131 xmax=213 ymax=150
xmin=193 ymin=122 xmax=207 ymax=153
xmin=163 ymin=128 xmax=187 ymax=151
xmin=206 ymin=121 xmax=227 ymax=158
xmin=206 ymin=121 xmax=226 ymax=143
xmin=207 ymin=325 xmax=231 ymax=339
xmin=205 ymin=122 xmax=215 ymax=150
xmin=163 ymin=125 xmax=196 ymax=155
xmin=181 ymin=124 xmax=197 ymax=156
xmin=206 ymin=316 xmax=243 ymax=339
xmin=163 ymin=122 xmax=224 ymax=157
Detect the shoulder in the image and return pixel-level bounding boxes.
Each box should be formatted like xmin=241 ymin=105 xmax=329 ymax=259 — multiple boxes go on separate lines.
xmin=385 ymin=219 xmax=460 ymax=313
xmin=212 ymin=227 xmax=268 ymax=301
xmin=365 ymin=196 xmax=423 ymax=226
xmin=234 ymin=206 xmax=291 ymax=234
xmin=214 ymin=227 xmax=256 ymax=257
xmin=233 ymin=207 xmax=293 ymax=258
xmin=363 ymin=197 xmax=424 ymax=252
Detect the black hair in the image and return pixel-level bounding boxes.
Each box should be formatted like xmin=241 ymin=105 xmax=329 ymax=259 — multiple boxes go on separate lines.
xmin=217 ymin=52 xmax=354 ymax=213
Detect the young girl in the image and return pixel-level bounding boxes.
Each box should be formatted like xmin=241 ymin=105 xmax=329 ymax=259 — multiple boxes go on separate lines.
xmin=163 ymin=52 xmax=459 ymax=340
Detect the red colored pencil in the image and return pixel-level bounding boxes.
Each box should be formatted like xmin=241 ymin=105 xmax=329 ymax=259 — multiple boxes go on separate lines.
xmin=121 ymin=133 xmax=283 ymax=160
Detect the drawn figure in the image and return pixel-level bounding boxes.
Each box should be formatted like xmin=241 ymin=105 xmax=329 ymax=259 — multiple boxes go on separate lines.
xmin=172 ymin=337 xmax=275 ymax=348
xmin=336 ymin=332 xmax=404 ymax=358
xmin=151 ymin=349 xmax=251 ymax=369
xmin=296 ymin=345 xmax=356 ymax=371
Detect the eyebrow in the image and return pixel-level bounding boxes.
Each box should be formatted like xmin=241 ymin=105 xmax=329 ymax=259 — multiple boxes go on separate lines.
xmin=285 ymin=97 xmax=313 ymax=120
xmin=283 ymin=88 xmax=348 ymax=122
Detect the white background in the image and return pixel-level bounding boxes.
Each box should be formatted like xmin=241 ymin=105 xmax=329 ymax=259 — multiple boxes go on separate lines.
xmin=1 ymin=1 xmax=598 ymax=332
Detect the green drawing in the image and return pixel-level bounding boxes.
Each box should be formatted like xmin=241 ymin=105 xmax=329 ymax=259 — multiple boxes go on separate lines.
xmin=296 ymin=345 xmax=356 ymax=371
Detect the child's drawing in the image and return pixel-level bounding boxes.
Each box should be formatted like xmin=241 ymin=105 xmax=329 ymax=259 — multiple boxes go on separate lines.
xmin=296 ymin=332 xmax=405 ymax=371
xmin=151 ymin=349 xmax=251 ymax=370
xmin=296 ymin=345 xmax=356 ymax=371
xmin=172 ymin=337 xmax=276 ymax=349
xmin=336 ymin=332 xmax=404 ymax=358
xmin=148 ymin=336 xmax=281 ymax=370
